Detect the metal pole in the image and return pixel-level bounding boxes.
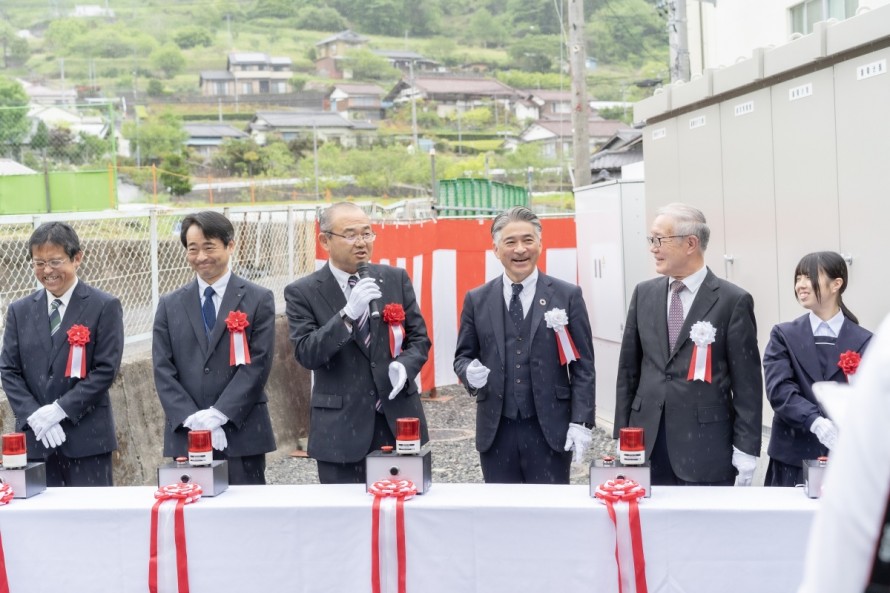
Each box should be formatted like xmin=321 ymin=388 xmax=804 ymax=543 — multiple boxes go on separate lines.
xmin=568 ymin=0 xmax=591 ymax=187
xmin=150 ymin=208 xmax=160 ymax=315
xmin=286 ymin=205 xmax=295 ymax=279
xmin=429 ymin=148 xmax=437 ymax=199
xmin=313 ymin=123 xmax=320 ymax=200
xmin=409 ymin=60 xmax=418 ymax=150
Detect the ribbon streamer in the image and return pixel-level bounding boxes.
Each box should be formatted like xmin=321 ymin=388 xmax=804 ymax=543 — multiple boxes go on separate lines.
xmin=66 ymin=345 xmax=86 ymax=378
xmin=229 ymin=331 xmax=251 ymax=366
xmin=369 ymin=479 xmax=416 ymax=593
xmin=595 ymin=478 xmax=648 ymax=593
xmin=149 ymin=482 xmax=202 ymax=593
xmin=389 ymin=324 xmax=405 ymax=358
xmin=0 ymin=482 xmax=14 ymax=593
xmin=554 ymin=326 xmax=580 ymax=365
xmin=686 ymin=344 xmax=712 ymax=383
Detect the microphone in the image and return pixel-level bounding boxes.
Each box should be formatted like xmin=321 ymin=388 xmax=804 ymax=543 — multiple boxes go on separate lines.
xmin=356 ymin=262 xmax=380 ymax=319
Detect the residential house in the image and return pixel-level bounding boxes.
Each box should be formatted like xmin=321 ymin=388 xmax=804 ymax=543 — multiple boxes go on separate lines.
xmin=385 ymin=75 xmax=518 ymax=118
xmin=28 ymin=105 xmax=109 ymax=138
xmin=324 ymin=83 xmax=386 ymax=121
xmin=199 ymin=52 xmax=293 ymax=97
xmin=516 ymin=89 xmax=575 ymax=122
xmin=248 ymin=111 xmax=377 ymax=148
xmin=518 ymin=118 xmax=629 ymax=159
xmin=18 ymin=79 xmax=77 ymax=106
xmin=0 ymin=159 xmax=37 ymax=175
xmin=183 ymin=123 xmax=249 ymax=160
xmin=71 ymin=4 xmax=114 ymax=17
xmin=372 ymin=50 xmax=440 ymax=74
xmin=315 ymin=30 xmax=369 ymax=79
xmin=589 ymin=128 xmax=643 ymax=182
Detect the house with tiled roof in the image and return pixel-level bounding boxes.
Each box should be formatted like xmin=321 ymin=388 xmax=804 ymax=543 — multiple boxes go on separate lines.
xmin=199 ymin=52 xmax=293 ymax=97
xmin=324 ymin=83 xmax=387 ymax=121
xmin=517 ymin=118 xmax=630 ymax=159
xmin=248 ymin=111 xmax=377 ymax=148
xmin=385 ymin=75 xmax=518 ymax=118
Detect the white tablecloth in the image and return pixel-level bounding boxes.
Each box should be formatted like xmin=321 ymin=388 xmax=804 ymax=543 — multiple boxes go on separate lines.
xmin=0 ymin=484 xmax=818 ymax=593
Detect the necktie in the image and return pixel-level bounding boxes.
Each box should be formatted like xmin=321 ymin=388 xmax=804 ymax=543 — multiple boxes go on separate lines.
xmin=668 ymin=280 xmax=685 ymax=349
xmin=202 ymin=286 xmax=216 ymax=335
xmin=348 ymin=275 xmax=378 ymax=410
xmin=509 ymin=283 xmax=524 ymax=330
xmin=49 ymin=298 xmax=62 ymax=336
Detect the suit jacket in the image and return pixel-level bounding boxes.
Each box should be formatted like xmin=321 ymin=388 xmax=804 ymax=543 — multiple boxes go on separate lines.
xmin=614 ymin=269 xmax=763 ymax=483
xmin=284 ymin=263 xmax=430 ymax=464
xmin=453 ymin=272 xmax=596 ymax=453
xmin=763 ymin=314 xmax=872 ymax=466
xmin=1 ymin=281 xmax=123 ymax=459
xmin=153 ymin=274 xmax=276 ymax=458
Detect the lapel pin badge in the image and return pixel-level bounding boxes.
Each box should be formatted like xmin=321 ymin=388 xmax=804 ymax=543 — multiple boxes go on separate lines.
xmin=539 ymin=299 xmax=546 ymax=306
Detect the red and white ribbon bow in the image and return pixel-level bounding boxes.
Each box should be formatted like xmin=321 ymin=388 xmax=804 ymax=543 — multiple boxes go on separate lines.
xmin=369 ymin=478 xmax=417 ymax=593
xmin=0 ymin=482 xmax=14 ymax=593
xmin=65 ymin=324 xmax=90 ymax=378
xmin=149 ymin=482 xmax=203 ymax=593
xmin=383 ymin=304 xmax=406 ymax=358
xmin=544 ymin=308 xmax=580 ymax=365
xmin=686 ymin=321 xmax=716 ymax=383
xmin=594 ymin=478 xmax=648 ymax=593
xmin=225 ymin=311 xmax=251 ymax=366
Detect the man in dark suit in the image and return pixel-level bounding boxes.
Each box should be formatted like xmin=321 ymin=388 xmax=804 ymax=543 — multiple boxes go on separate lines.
xmin=153 ymin=211 xmax=276 ymax=485
xmin=615 ymin=203 xmax=763 ymax=486
xmin=453 ymin=206 xmax=596 ymax=484
xmin=1 ymin=222 xmax=123 ymax=486
xmin=285 ymin=202 xmax=430 ymax=484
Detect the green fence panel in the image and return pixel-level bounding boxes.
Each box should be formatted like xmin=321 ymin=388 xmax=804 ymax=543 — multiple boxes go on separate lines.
xmin=49 ymin=170 xmax=114 ymax=212
xmin=0 ymin=175 xmax=47 ymax=214
xmin=436 ymin=178 xmax=528 ymax=217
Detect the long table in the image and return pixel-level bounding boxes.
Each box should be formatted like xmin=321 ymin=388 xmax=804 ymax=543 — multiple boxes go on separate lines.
xmin=0 ymin=484 xmax=818 ymax=593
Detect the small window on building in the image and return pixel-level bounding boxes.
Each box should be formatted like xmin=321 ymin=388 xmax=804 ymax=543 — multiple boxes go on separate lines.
xmin=790 ymin=0 xmax=859 ymax=35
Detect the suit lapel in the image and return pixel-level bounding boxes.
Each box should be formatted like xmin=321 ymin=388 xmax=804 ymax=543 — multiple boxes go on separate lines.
xmin=50 ymin=282 xmax=90 ymax=362
xmin=30 ymin=291 xmax=53 ymax=357
xmin=829 ymin=321 xmax=871 ymax=381
xmin=182 ymin=281 xmax=208 ymax=356
xmin=318 ymin=264 xmax=370 ymax=359
xmin=206 ymin=275 xmax=247 ymax=361
xmin=789 ymin=315 xmax=823 ymax=383
xmin=668 ymin=271 xmax=719 ymax=363
xmin=483 ymin=278 xmax=506 ymax=368
xmin=529 ymin=274 xmax=553 ymax=344
xmin=648 ymin=277 xmax=671 ymax=365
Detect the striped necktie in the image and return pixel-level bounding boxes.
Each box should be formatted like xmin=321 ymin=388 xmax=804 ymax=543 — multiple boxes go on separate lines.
xmin=668 ymin=280 xmax=685 ymax=349
xmin=348 ymin=275 xmax=379 ymax=410
xmin=49 ymin=298 xmax=62 ymax=336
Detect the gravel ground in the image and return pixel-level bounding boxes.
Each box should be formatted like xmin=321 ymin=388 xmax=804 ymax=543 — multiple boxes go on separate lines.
xmin=266 ymin=384 xmax=615 ymax=485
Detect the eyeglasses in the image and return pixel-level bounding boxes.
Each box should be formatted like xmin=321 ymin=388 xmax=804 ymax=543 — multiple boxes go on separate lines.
xmin=31 ymin=259 xmax=68 ymax=270
xmin=646 ymin=235 xmax=687 ymax=248
xmin=325 ymin=231 xmax=376 ymax=244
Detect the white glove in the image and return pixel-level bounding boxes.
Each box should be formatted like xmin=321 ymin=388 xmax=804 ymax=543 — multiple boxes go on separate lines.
xmin=564 ymin=422 xmax=593 ymax=464
xmin=465 ymin=359 xmax=490 ymax=389
xmin=28 ymin=402 xmax=68 ymax=440
xmin=40 ymin=423 xmax=67 ymax=449
xmin=732 ymin=446 xmax=757 ymax=486
xmin=810 ymin=416 xmax=839 ymax=450
xmin=210 ymin=426 xmax=228 ymax=451
xmin=388 ymin=361 xmax=407 ymax=400
xmin=342 ymin=277 xmax=382 ymax=321
xmin=189 ymin=407 xmax=229 ymax=431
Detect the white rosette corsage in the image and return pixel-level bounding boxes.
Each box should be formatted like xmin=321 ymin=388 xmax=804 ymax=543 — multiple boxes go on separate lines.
xmin=544 ymin=308 xmax=580 ymax=365
xmin=687 ymin=321 xmax=716 ymax=382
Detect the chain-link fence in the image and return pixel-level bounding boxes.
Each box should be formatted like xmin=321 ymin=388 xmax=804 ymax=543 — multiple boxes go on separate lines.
xmin=0 ymin=206 xmax=318 ymax=347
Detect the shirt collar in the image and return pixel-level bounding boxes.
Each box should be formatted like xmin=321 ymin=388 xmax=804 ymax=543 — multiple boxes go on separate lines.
xmin=328 ymin=262 xmax=356 ymax=292
xmin=671 ymin=265 xmax=707 ymax=295
xmin=809 ymin=309 xmax=845 ymax=337
xmin=46 ymin=277 xmax=78 ymax=307
xmin=197 ymin=270 xmax=231 ymax=296
xmin=502 ymin=269 xmax=538 ymax=293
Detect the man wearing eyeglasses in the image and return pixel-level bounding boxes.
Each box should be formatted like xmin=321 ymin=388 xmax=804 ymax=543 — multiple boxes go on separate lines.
xmin=1 ymin=222 xmax=124 ymax=486
xmin=614 ymin=203 xmax=763 ymax=486
xmin=285 ymin=202 xmax=430 ymax=484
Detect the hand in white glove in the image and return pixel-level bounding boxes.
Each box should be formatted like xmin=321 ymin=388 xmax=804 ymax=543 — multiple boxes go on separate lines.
xmin=810 ymin=416 xmax=838 ymax=450
xmin=564 ymin=422 xmax=593 ymax=464
xmin=210 ymin=426 xmax=228 ymax=451
xmin=732 ymin=446 xmax=758 ymax=487
xmin=388 ymin=361 xmax=407 ymax=400
xmin=28 ymin=402 xmax=68 ymax=440
xmin=191 ymin=407 xmax=229 ymax=431
xmin=465 ymin=359 xmax=490 ymax=389
xmin=182 ymin=412 xmax=201 ymax=430
xmin=342 ymin=277 xmax=382 ymax=321
xmin=40 ymin=423 xmax=67 ymax=449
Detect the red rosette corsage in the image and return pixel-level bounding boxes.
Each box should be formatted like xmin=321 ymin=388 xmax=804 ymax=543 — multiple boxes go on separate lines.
xmin=65 ymin=324 xmax=90 ymax=378
xmin=67 ymin=324 xmax=90 ymax=347
xmin=225 ymin=310 xmax=251 ymax=366
xmin=383 ymin=303 xmax=406 ymax=358
xmin=225 ymin=310 xmax=250 ymax=332
xmin=383 ymin=303 xmax=406 ymax=324
xmin=838 ymin=350 xmax=861 ymax=379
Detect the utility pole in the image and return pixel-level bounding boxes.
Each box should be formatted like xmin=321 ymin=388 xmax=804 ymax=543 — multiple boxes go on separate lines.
xmin=409 ymin=60 xmax=418 ymax=151
xmin=567 ymin=0 xmax=591 ymax=187
xmin=667 ymin=0 xmax=691 ymax=83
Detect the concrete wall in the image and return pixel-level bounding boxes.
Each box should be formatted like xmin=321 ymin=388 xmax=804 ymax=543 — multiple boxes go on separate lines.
xmin=0 ymin=314 xmax=311 ymax=485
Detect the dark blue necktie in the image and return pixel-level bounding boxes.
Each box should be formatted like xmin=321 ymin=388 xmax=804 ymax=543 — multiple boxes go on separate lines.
xmin=510 ymin=283 xmax=524 ymax=330
xmin=202 ymin=286 xmax=216 ymax=335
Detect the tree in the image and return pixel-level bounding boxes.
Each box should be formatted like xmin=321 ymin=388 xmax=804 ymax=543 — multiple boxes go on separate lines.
xmin=465 ymin=9 xmax=507 ymax=48
xmin=173 ymin=27 xmax=214 ymax=49
xmin=0 ymin=77 xmax=29 ymax=155
xmin=151 ymin=44 xmax=186 ymax=79
xmin=44 ymin=19 xmax=87 ymax=51
xmin=147 ymin=79 xmax=165 ymax=96
xmin=295 ymin=6 xmax=347 ymax=31
xmin=344 ymin=49 xmax=399 ymax=81
xmin=159 ymin=152 xmax=192 ymax=197
xmin=588 ymin=0 xmax=667 ymax=66
xmin=122 ymin=113 xmax=188 ymax=163
xmin=507 ymin=35 xmax=561 ymax=72
xmin=250 ymin=0 xmax=298 ymax=18
xmin=0 ymin=22 xmax=29 ymax=68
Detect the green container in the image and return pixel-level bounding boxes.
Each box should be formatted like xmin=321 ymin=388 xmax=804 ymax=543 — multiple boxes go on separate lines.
xmin=436 ymin=178 xmax=528 ymax=218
